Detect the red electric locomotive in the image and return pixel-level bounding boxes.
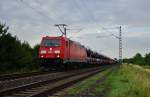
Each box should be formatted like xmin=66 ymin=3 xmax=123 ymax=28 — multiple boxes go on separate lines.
xmin=39 ymin=36 xmax=116 ymax=70
xmin=39 ymin=36 xmax=87 ymax=70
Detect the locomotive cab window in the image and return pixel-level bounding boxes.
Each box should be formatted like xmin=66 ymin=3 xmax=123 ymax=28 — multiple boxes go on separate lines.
xmin=41 ymin=39 xmax=60 ymax=46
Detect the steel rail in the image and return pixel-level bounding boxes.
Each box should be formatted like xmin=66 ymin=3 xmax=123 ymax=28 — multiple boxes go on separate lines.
xmin=0 ymin=66 xmax=110 ymax=97
xmin=0 ymin=71 xmax=50 ymax=81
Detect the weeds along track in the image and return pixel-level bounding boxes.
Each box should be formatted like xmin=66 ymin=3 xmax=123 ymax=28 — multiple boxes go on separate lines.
xmin=0 ymin=66 xmax=110 ymax=97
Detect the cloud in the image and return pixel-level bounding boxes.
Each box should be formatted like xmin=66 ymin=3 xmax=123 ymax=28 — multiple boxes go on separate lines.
xmin=0 ymin=0 xmax=150 ymax=58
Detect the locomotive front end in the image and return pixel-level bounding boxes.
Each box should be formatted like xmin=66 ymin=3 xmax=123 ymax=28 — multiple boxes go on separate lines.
xmin=39 ymin=37 xmax=63 ymax=69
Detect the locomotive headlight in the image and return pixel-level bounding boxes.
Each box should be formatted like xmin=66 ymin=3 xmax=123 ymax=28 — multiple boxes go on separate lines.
xmin=40 ymin=50 xmax=46 ymax=54
xmin=57 ymin=55 xmax=60 ymax=58
xmin=54 ymin=50 xmax=60 ymax=54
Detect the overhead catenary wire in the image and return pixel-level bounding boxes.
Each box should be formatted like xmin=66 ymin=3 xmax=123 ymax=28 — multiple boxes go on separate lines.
xmin=77 ymin=0 xmax=116 ymax=35
xmin=69 ymin=0 xmax=103 ymax=38
xmin=73 ymin=0 xmax=107 ymax=36
xmin=18 ymin=0 xmax=115 ymax=37
xmin=73 ymin=0 xmax=93 ymax=24
xmin=19 ymin=0 xmax=108 ymax=36
xmin=20 ymin=0 xmax=85 ymax=35
xmin=18 ymin=0 xmax=55 ymax=24
xmin=73 ymin=0 xmax=122 ymax=60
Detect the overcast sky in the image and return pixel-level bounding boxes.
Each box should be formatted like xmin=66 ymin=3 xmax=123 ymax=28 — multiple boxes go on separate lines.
xmin=0 ymin=0 xmax=150 ymax=58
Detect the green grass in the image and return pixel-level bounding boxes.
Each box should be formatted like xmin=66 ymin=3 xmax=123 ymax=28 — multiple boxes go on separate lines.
xmin=106 ymin=64 xmax=150 ymax=97
xmin=65 ymin=67 xmax=112 ymax=96
xmin=64 ymin=64 xmax=150 ymax=97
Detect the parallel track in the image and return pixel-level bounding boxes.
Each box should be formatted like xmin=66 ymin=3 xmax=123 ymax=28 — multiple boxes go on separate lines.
xmin=0 ymin=66 xmax=110 ymax=97
xmin=0 ymin=71 xmax=50 ymax=81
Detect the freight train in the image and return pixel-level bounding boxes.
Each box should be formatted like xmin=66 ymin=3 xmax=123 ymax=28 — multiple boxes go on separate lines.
xmin=39 ymin=36 xmax=116 ymax=70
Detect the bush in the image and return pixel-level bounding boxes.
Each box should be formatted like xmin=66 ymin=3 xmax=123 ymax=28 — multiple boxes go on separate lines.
xmin=123 ymin=53 xmax=150 ymax=66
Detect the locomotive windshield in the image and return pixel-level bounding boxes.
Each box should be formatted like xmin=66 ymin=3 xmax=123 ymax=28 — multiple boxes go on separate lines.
xmin=41 ymin=39 xmax=60 ymax=46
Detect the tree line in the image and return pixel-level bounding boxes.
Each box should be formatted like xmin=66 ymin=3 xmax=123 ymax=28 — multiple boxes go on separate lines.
xmin=123 ymin=53 xmax=150 ymax=65
xmin=0 ymin=23 xmax=40 ymax=73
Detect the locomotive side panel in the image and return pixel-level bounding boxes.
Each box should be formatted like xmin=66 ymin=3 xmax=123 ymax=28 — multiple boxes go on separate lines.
xmin=69 ymin=40 xmax=87 ymax=63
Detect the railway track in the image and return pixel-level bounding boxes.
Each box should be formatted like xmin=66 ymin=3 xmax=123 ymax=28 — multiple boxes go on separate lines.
xmin=0 ymin=71 xmax=50 ymax=81
xmin=0 ymin=66 xmax=110 ymax=97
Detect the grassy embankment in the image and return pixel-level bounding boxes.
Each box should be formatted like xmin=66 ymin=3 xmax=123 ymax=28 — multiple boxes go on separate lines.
xmin=106 ymin=64 xmax=150 ymax=97
xmin=63 ymin=67 xmax=113 ymax=96
xmin=65 ymin=64 xmax=150 ymax=97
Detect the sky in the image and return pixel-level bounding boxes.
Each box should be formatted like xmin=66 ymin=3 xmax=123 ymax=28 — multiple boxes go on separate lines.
xmin=0 ymin=0 xmax=150 ymax=58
